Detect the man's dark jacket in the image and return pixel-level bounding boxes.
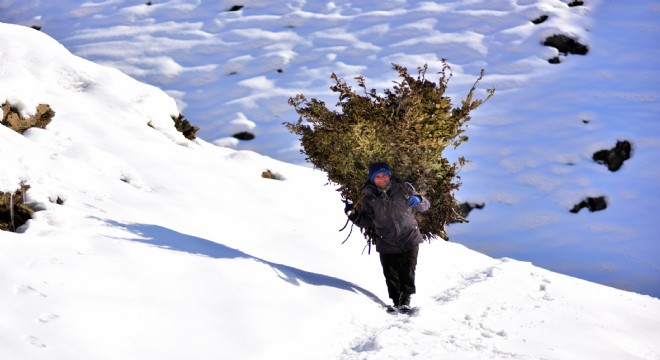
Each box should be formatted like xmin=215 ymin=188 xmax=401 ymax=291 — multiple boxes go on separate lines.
xmin=351 ymin=179 xmax=430 ymax=253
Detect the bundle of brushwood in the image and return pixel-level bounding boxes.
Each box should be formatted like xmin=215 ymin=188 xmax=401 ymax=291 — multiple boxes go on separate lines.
xmin=286 ymin=60 xmax=494 ymax=241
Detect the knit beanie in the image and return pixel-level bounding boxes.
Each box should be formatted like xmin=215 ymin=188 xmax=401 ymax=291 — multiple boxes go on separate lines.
xmin=368 ymin=162 xmax=391 ymax=183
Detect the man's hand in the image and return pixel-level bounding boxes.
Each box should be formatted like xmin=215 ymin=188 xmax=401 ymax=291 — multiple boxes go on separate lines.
xmin=407 ymin=195 xmax=421 ymax=207
xmin=344 ymin=201 xmax=354 ymax=215
xmin=343 ymin=200 xmax=358 ymax=219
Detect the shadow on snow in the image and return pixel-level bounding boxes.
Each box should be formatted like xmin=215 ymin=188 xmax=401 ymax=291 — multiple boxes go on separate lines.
xmin=106 ymin=220 xmax=385 ymax=307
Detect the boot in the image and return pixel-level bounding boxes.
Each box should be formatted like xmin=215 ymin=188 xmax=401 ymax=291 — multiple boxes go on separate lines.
xmin=399 ymin=293 xmax=412 ymax=313
xmin=386 ymin=294 xmax=401 ymax=313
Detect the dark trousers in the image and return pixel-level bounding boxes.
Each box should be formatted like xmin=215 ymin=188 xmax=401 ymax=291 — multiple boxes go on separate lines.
xmin=379 ymin=245 xmax=419 ymax=305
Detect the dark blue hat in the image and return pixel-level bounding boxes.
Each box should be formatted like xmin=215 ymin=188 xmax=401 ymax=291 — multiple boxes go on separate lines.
xmin=368 ymin=162 xmax=391 ymax=183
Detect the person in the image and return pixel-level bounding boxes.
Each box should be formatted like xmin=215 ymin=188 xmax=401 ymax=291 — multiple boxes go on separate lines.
xmin=344 ymin=161 xmax=430 ymax=313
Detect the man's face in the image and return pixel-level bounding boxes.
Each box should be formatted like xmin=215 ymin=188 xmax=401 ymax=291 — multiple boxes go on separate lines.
xmin=373 ymin=172 xmax=391 ymax=189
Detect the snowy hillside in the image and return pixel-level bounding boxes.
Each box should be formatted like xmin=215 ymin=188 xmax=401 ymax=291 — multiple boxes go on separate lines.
xmin=1 ymin=21 xmax=660 ymax=359
xmin=1 ymin=0 xmax=658 ymax=298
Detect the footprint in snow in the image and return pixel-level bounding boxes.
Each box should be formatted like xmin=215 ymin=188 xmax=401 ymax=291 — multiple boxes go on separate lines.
xmin=13 ymin=284 xmax=47 ymax=297
xmin=37 ymin=313 xmax=60 ymax=323
xmin=24 ymin=335 xmax=46 ymax=348
xmin=433 ymin=263 xmax=501 ymax=304
xmin=479 ymin=322 xmax=508 ymax=339
xmin=539 ymin=278 xmax=554 ymax=301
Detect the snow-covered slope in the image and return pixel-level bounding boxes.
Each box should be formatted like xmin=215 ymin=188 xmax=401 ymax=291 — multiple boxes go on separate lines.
xmin=2 ymin=0 xmax=658 ymax=298
xmin=1 ymin=22 xmax=659 ymax=359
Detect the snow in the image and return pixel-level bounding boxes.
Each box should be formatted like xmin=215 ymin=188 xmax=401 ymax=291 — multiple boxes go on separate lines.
xmin=1 ymin=1 xmax=659 ymax=359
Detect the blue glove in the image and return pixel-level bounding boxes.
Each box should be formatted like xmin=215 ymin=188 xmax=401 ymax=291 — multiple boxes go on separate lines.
xmin=407 ymin=195 xmax=421 ymax=207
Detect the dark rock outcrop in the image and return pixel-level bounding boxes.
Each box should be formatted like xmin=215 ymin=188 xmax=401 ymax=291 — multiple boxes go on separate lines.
xmin=233 ymin=131 xmax=255 ymax=141
xmin=532 ymin=15 xmax=548 ymax=24
xmin=543 ymin=34 xmax=589 ymax=56
xmin=567 ymin=1 xmax=585 ymax=7
xmin=570 ymin=196 xmax=607 ymax=213
xmin=543 ymin=34 xmax=589 ymax=63
xmin=593 ymin=140 xmax=632 ymax=172
xmin=450 ymin=202 xmax=485 ymax=223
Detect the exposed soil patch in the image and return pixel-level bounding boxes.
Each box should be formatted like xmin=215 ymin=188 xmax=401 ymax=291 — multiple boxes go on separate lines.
xmin=2 ymin=102 xmax=54 ymax=133
xmin=0 ymin=184 xmax=34 ymax=232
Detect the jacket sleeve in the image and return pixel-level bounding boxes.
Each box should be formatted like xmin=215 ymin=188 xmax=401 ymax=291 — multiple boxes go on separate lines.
xmin=404 ymin=182 xmax=430 ymax=212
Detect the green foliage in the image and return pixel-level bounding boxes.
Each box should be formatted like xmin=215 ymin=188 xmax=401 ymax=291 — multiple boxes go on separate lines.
xmin=285 ymin=61 xmax=494 ymax=241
